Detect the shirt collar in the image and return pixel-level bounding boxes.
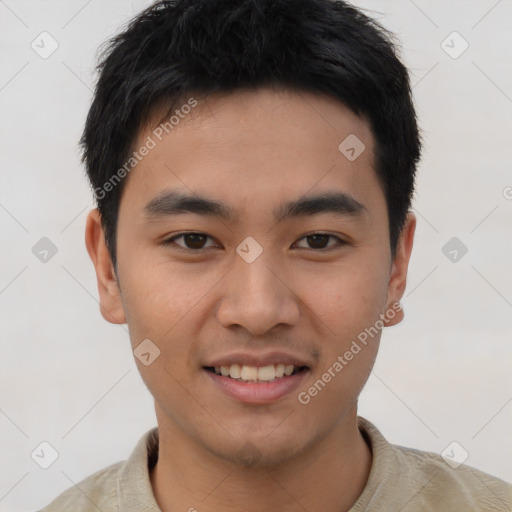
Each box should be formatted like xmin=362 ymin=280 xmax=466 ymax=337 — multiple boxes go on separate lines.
xmin=115 ymin=417 xmax=399 ymax=511
xmin=117 ymin=427 xmax=161 ymax=510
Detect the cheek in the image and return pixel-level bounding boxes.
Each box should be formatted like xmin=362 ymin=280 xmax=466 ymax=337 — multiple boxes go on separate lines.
xmin=120 ymin=263 xmax=197 ymax=407
xmin=294 ymin=268 xmax=385 ymax=421
xmin=297 ymin=260 xmax=389 ymax=336
xmin=118 ymin=254 xmax=211 ymax=339
xmin=117 ymin=255 xmax=218 ymax=399
xmin=293 ymin=259 xmax=388 ymax=399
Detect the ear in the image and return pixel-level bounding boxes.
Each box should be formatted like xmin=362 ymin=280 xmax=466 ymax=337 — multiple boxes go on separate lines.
xmin=85 ymin=209 xmax=126 ymax=324
xmin=383 ymin=212 xmax=416 ymax=327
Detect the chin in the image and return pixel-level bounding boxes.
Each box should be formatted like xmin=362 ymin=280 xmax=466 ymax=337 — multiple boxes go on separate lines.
xmin=208 ymin=429 xmax=309 ymax=470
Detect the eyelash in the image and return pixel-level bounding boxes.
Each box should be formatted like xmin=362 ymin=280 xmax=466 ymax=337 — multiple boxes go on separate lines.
xmin=161 ymin=232 xmax=347 ymax=252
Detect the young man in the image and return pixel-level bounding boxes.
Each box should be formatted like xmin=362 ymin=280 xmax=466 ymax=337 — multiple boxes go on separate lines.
xmin=42 ymin=0 xmax=511 ymax=510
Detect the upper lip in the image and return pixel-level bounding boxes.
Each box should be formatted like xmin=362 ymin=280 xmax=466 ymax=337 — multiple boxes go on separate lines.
xmin=204 ymin=351 xmax=311 ymax=369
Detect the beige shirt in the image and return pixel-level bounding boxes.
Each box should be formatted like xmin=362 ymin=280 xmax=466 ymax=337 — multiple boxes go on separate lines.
xmin=40 ymin=417 xmax=511 ymax=511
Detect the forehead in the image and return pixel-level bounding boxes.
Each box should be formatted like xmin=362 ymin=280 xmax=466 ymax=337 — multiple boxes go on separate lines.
xmin=122 ymin=87 xmax=382 ymax=219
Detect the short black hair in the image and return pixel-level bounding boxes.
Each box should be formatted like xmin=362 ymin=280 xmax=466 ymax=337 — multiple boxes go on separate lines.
xmin=81 ymin=0 xmax=421 ymax=270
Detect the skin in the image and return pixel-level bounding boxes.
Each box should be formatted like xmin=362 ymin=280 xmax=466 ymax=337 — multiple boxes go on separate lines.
xmin=86 ymin=87 xmax=415 ymax=512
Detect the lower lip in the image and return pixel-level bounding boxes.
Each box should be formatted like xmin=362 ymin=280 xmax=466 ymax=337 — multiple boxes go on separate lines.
xmin=204 ymin=368 xmax=310 ymax=404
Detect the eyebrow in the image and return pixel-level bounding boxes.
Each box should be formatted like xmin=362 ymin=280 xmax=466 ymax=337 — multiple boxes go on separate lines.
xmin=143 ymin=189 xmax=366 ymax=223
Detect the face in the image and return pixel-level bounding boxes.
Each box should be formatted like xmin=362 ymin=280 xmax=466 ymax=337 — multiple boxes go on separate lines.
xmin=86 ymin=87 xmax=414 ymax=468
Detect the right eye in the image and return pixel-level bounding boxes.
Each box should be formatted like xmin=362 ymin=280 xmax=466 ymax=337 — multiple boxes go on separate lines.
xmin=161 ymin=232 xmax=221 ymax=251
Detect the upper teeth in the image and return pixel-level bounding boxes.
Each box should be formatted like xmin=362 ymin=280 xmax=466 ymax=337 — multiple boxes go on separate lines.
xmin=213 ymin=364 xmax=296 ymax=381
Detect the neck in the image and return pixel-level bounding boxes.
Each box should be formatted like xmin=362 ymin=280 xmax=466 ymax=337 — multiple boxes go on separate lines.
xmin=150 ymin=409 xmax=372 ymax=512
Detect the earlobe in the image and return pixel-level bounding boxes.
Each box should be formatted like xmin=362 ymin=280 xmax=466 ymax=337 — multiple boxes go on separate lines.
xmin=383 ymin=212 xmax=416 ymax=327
xmin=85 ymin=209 xmax=127 ymax=325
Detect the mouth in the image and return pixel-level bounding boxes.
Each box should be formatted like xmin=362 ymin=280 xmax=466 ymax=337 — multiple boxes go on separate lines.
xmin=203 ymin=362 xmax=311 ymax=404
xmin=203 ymin=363 xmax=309 ymax=383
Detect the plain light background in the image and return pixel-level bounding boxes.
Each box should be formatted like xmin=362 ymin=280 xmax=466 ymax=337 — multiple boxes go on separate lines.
xmin=1 ymin=0 xmax=511 ymax=510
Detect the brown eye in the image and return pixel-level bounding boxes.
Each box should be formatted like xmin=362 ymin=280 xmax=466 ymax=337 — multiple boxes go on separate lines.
xmin=306 ymin=234 xmax=330 ymax=249
xmin=163 ymin=233 xmax=218 ymax=250
xmin=294 ymin=233 xmax=345 ymax=250
xmin=183 ymin=234 xmax=208 ymax=249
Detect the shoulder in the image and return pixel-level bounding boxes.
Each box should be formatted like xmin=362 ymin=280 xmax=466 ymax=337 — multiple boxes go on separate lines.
xmin=38 ymin=427 xmax=159 ymax=511
xmin=394 ymin=444 xmax=511 ymax=511
xmin=38 ymin=461 xmax=125 ymax=511
xmin=356 ymin=417 xmax=511 ymax=511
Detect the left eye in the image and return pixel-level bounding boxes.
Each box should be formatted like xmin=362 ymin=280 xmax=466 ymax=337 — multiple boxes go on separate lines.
xmin=294 ymin=233 xmax=344 ymax=250
xmin=163 ymin=232 xmax=344 ymax=251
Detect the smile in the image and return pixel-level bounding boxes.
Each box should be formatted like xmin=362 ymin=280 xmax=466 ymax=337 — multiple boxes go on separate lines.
xmin=203 ymin=364 xmax=310 ymax=404
xmin=204 ymin=364 xmax=308 ymax=383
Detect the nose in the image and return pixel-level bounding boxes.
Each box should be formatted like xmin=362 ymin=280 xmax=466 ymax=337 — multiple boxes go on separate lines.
xmin=216 ymin=253 xmax=300 ymax=336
